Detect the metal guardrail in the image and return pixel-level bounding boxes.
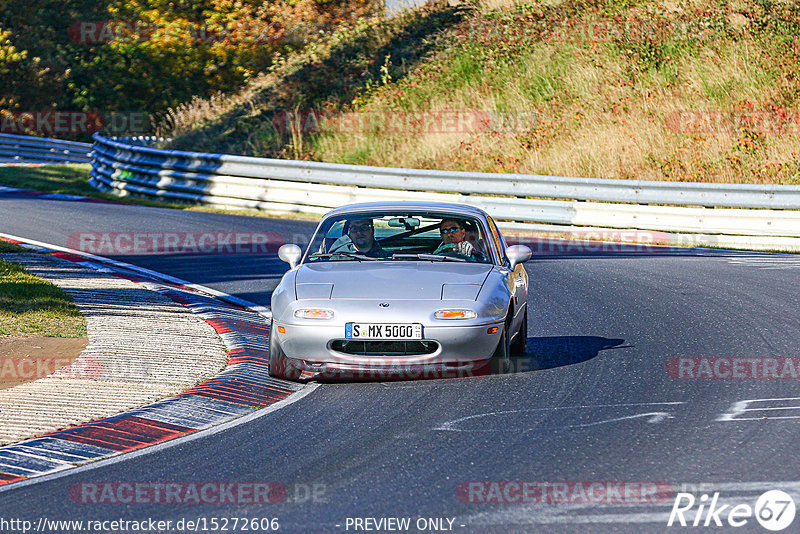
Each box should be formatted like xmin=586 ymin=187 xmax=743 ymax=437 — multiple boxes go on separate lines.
xmin=88 ymin=135 xmax=800 ymax=210
xmin=0 ymin=133 xmax=92 ymax=164
xmin=2 ymin=133 xmax=797 ymax=247
xmin=89 ymin=134 xmax=800 ymax=240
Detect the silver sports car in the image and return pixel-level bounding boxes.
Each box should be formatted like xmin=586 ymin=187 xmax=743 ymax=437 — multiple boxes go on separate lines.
xmin=269 ymin=202 xmax=531 ymax=381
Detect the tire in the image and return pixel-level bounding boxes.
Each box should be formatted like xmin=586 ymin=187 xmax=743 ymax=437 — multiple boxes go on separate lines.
xmin=510 ymin=306 xmax=528 ymax=356
xmin=268 ymin=321 xmax=301 ymax=381
xmin=491 ymin=319 xmax=511 ymax=374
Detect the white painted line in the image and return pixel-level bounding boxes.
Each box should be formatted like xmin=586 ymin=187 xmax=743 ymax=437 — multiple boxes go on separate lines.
xmin=0 ymin=232 xmax=272 ymax=319
xmin=10 ymin=444 xmax=93 ymax=464
xmin=0 ymin=449 xmax=73 ymax=466
xmin=717 ymin=397 xmax=800 ymax=421
xmin=435 ymin=402 xmax=686 ymax=431
xmin=563 ymin=412 xmax=673 ymax=428
xmin=0 ymin=231 xmax=315 ymax=492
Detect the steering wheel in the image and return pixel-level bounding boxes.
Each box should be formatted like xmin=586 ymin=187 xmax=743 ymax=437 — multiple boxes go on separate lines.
xmin=437 ymin=244 xmax=487 ymax=262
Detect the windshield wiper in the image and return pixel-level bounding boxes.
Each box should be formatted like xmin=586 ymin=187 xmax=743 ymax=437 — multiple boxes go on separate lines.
xmin=309 ymin=252 xmax=378 ymax=261
xmin=391 ymin=253 xmax=467 ymax=262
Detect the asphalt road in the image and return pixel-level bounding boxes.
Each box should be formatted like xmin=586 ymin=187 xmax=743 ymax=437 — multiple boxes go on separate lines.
xmin=2 ymin=190 xmax=800 ymax=533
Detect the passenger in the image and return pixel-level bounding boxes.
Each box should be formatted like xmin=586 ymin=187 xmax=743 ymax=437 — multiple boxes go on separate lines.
xmin=434 ymin=218 xmax=476 ymax=257
xmin=328 ymin=217 xmax=389 ymax=257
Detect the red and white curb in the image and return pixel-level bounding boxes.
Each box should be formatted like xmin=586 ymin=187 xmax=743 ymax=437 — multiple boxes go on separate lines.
xmin=0 ymin=232 xmax=301 ymax=488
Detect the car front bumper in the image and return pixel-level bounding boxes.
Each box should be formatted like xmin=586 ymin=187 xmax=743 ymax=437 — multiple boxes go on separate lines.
xmin=272 ymin=320 xmax=504 ymax=378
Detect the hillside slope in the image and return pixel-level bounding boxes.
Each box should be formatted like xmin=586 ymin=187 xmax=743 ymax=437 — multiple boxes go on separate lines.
xmin=161 ymin=0 xmax=800 ymax=184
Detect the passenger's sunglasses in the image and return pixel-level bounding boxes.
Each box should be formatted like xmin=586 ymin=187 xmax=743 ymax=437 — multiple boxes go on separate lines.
xmin=440 ymin=227 xmax=462 ymax=235
xmin=350 ymin=224 xmax=373 ymax=232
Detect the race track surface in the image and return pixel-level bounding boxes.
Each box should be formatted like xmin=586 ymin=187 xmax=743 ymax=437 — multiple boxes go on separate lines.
xmin=1 ymin=189 xmax=799 ymax=533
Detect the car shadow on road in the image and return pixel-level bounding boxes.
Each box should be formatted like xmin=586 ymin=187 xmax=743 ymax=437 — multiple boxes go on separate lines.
xmin=506 ymin=336 xmax=629 ymax=374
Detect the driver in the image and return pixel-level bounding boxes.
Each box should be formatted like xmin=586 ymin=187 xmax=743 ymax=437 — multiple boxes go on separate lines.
xmin=433 ymin=218 xmax=475 ymax=257
xmin=328 ymin=217 xmax=388 ymax=257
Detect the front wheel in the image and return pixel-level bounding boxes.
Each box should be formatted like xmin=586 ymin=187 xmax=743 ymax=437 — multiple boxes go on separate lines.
xmin=510 ymin=306 xmax=528 ymax=356
xmin=268 ymin=321 xmax=301 ymax=381
xmin=491 ymin=322 xmax=511 ymax=374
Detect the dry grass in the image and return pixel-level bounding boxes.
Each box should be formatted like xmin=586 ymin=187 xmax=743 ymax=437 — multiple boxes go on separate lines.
xmin=159 ymin=0 xmax=800 ymax=185
xmin=156 ymin=93 xmax=240 ymax=140
xmin=309 ymin=0 xmax=800 ymax=183
xmin=153 ymin=5 xmax=462 ymax=156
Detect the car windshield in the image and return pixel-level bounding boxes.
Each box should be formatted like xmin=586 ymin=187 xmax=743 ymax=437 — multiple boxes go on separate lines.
xmin=304 ymin=211 xmax=493 ymax=264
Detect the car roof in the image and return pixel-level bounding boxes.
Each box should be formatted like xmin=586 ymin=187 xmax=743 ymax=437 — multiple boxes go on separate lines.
xmin=322 ymin=201 xmax=490 ymax=220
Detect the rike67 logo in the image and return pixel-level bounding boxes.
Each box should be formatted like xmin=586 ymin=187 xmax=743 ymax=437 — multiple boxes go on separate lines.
xmin=668 ymin=490 xmax=796 ymax=531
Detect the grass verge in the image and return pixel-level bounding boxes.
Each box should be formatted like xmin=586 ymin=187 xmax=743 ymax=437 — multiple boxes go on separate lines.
xmin=0 ymin=165 xmax=322 ymax=220
xmin=157 ymin=0 xmax=800 ymax=185
xmin=0 ymin=164 xmax=187 ymax=209
xmin=0 ymin=258 xmax=87 ymax=337
xmin=0 ymin=241 xmax=27 ymax=253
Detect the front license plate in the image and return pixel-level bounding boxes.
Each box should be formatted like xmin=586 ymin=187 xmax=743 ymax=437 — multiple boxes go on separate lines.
xmin=345 ymin=323 xmax=423 ymax=340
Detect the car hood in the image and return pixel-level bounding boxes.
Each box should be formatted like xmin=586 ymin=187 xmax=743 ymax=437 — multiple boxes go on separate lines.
xmin=295 ymin=261 xmax=492 ymax=300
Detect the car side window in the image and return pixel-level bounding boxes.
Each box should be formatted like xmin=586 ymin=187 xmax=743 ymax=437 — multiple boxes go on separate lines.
xmin=319 ymin=220 xmax=346 ymax=254
xmin=487 ymin=217 xmax=508 ymax=267
xmin=327 ymin=220 xmax=345 ymax=239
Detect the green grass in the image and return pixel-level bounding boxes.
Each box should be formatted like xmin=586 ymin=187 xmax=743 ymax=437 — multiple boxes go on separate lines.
xmin=0 ymin=259 xmax=87 ymax=337
xmin=151 ymin=0 xmax=800 ymax=185
xmin=0 ymin=164 xmax=187 ymax=208
xmin=450 ymin=48 xmax=484 ymax=88
xmin=0 ymin=241 xmax=27 ymax=253
xmin=340 ymin=145 xmax=375 ymax=165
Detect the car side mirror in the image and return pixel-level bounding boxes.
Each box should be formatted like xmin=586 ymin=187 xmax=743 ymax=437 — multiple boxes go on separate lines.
xmin=505 ymin=245 xmax=532 ymax=269
xmin=278 ymin=244 xmax=302 ymax=269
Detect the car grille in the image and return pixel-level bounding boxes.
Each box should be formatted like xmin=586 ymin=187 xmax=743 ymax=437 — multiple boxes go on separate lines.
xmin=330 ymin=340 xmax=439 ymax=356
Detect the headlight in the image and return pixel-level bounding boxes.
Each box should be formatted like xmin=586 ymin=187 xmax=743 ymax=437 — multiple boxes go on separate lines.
xmin=435 ymin=309 xmax=477 ymax=320
xmin=294 ymin=308 xmax=334 ymax=319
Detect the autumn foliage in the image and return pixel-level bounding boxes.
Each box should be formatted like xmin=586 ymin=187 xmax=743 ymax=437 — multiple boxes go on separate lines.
xmin=0 ymin=0 xmax=378 ymax=138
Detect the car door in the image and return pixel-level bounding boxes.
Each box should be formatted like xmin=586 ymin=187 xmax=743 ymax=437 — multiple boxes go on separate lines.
xmin=487 ymin=216 xmax=528 ymax=333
